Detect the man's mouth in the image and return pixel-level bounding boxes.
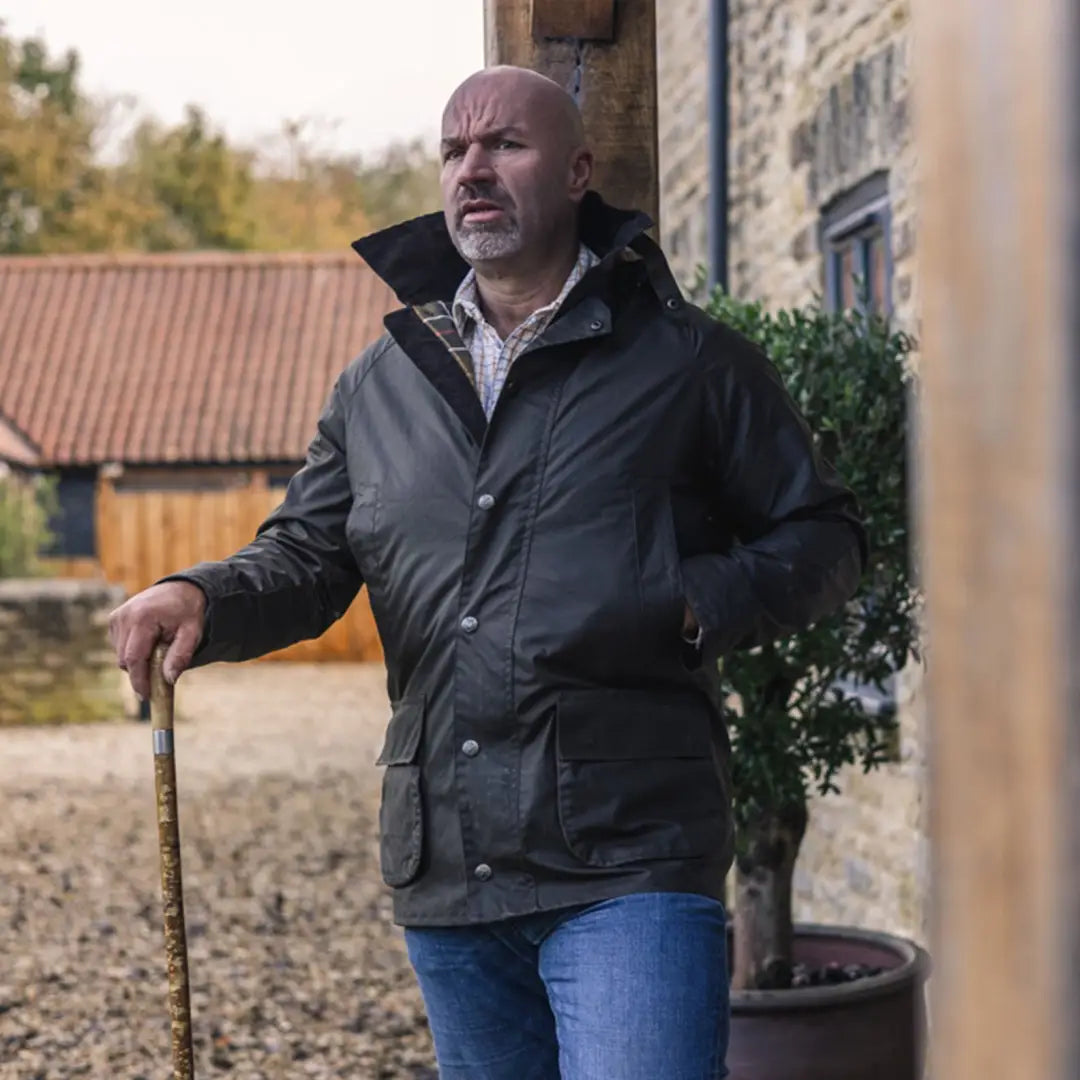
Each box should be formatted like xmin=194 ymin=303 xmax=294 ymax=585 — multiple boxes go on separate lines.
xmin=460 ymin=200 xmax=507 ymax=225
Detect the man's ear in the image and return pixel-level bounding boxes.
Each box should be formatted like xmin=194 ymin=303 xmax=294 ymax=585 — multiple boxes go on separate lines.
xmin=568 ymin=147 xmax=593 ymax=201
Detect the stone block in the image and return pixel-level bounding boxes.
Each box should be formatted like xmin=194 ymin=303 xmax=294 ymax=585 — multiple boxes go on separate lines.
xmin=83 ymin=650 xmax=120 ymax=669
xmin=791 ymin=224 xmax=818 ymax=262
xmin=9 ymin=669 xmax=54 ymax=689
xmin=0 ymin=579 xmax=128 ymax=727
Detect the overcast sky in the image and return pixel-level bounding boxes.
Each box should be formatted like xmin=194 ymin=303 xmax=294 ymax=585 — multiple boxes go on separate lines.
xmin=3 ymin=0 xmax=486 ymax=156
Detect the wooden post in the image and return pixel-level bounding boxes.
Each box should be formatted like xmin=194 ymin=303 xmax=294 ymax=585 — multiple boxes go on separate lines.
xmin=484 ymin=0 xmax=659 ymax=230
xmin=912 ymin=1 xmax=1080 ymax=1079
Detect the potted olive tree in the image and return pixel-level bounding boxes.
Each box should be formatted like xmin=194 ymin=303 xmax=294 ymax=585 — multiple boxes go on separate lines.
xmin=702 ymin=287 xmax=930 ymax=1080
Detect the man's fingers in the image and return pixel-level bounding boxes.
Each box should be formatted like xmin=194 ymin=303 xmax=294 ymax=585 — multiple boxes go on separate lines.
xmin=113 ymin=626 xmax=129 ymax=670
xmin=163 ymin=622 xmax=199 ymax=685
xmin=107 ymin=583 xmax=204 ymax=696
xmin=109 ymin=608 xmax=129 ymax=668
xmin=127 ymin=656 xmax=152 ymax=702
xmin=122 ymin=622 xmax=160 ymax=700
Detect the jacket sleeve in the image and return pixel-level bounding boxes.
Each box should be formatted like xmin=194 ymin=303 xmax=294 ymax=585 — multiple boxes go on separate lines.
xmin=158 ymin=370 xmax=363 ymax=666
xmin=680 ymin=321 xmax=868 ymax=661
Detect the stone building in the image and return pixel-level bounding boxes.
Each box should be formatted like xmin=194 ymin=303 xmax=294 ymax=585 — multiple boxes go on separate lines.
xmin=658 ymin=0 xmax=928 ymax=943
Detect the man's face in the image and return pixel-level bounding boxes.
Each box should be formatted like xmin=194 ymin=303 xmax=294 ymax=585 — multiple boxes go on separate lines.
xmin=440 ymin=83 xmax=581 ymax=265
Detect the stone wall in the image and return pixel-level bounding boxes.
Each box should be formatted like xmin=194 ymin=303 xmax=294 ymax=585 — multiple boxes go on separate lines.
xmin=659 ymin=0 xmax=918 ymax=332
xmin=658 ymin=0 xmax=928 ymax=945
xmin=792 ymin=664 xmax=929 ymax=944
xmin=729 ymin=0 xmax=917 ymax=329
xmin=0 ymin=579 xmax=133 ymax=726
xmin=657 ymin=0 xmax=711 ymax=290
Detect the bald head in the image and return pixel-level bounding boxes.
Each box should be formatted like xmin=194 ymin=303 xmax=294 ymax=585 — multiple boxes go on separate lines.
xmin=444 ymin=66 xmax=587 ymax=154
xmin=439 ymin=65 xmax=594 ymax=269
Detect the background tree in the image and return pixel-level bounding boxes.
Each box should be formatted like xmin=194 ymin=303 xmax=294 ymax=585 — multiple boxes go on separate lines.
xmin=0 ymin=467 xmax=56 ymax=578
xmin=0 ymin=24 xmax=109 ymax=253
xmin=121 ymin=105 xmax=258 ymax=250
xmin=0 ymin=23 xmax=440 ymax=256
xmin=247 ymin=119 xmax=371 ymax=251
xmin=355 ymin=137 xmax=441 ymax=230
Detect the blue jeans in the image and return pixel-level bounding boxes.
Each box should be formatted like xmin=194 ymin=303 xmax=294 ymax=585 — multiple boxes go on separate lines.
xmin=404 ymin=891 xmax=730 ymax=1079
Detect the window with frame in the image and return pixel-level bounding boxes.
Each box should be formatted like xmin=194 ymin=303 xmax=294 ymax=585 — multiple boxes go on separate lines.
xmin=820 ymin=174 xmax=902 ymax=759
xmin=821 ymin=173 xmax=892 ymax=316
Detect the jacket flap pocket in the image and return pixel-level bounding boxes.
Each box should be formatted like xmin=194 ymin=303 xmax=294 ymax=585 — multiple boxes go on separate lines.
xmin=556 ymin=689 xmax=713 ymax=761
xmin=376 ymin=698 xmax=424 ymax=766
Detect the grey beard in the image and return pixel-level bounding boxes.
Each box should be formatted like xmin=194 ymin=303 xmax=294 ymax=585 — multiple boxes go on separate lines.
xmin=455 ymin=221 xmax=523 ymax=262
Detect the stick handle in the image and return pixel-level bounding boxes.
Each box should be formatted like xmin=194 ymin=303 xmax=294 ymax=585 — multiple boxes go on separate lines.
xmin=151 ymin=644 xmax=195 ymax=1080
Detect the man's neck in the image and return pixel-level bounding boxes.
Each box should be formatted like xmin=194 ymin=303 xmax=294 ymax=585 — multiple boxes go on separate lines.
xmin=472 ymin=239 xmax=580 ymax=340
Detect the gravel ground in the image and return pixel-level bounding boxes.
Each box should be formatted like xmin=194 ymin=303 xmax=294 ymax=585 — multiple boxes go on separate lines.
xmin=0 ymin=662 xmax=437 ymax=1080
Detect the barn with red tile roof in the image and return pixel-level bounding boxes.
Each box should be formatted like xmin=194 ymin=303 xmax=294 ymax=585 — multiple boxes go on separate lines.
xmin=0 ymin=250 xmax=396 ymax=661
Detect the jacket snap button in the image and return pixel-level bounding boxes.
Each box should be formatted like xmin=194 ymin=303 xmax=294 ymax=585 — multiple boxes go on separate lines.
xmin=462 ymin=739 xmax=480 ymax=757
xmin=473 ymin=863 xmax=493 ymax=882
xmin=477 ymin=493 xmax=495 ymax=511
xmin=665 ymin=297 xmax=681 ymax=311
xmin=589 ymin=319 xmax=604 ymax=332
xmin=460 ymin=615 xmax=478 ymax=634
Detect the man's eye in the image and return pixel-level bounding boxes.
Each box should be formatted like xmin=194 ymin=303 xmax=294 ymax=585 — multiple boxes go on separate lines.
xmin=495 ymin=140 xmax=520 ymax=151
xmin=443 ymin=148 xmax=464 ymax=162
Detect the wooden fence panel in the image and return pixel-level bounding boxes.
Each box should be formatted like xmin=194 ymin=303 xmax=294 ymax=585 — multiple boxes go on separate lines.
xmin=94 ymin=475 xmax=382 ymax=663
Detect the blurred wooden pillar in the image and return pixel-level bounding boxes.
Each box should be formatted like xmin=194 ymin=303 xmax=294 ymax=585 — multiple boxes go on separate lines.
xmin=483 ymin=0 xmax=659 ymax=230
xmin=912 ymin=1 xmax=1080 ymax=1079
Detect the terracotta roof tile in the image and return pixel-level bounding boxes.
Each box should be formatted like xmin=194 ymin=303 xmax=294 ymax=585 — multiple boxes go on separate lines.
xmin=0 ymin=251 xmax=398 ymax=466
xmin=0 ymin=414 xmax=39 ymax=467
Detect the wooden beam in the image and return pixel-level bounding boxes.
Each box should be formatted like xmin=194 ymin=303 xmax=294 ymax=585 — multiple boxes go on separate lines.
xmin=485 ymin=0 xmax=658 ymax=230
xmin=912 ymin=1 xmax=1080 ymax=1079
xmin=532 ymin=0 xmax=615 ymax=42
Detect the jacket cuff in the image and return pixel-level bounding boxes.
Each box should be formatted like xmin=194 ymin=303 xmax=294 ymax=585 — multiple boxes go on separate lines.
xmin=680 ymin=553 xmax=760 ymax=659
xmin=154 ymin=567 xmax=237 ymax=667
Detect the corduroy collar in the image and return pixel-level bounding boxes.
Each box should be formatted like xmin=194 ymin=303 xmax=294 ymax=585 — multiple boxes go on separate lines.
xmin=351 ymin=190 xmax=654 ymax=307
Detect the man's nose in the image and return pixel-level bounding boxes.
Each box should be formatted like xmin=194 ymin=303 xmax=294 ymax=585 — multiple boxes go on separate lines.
xmin=457 ymin=143 xmax=496 ymax=185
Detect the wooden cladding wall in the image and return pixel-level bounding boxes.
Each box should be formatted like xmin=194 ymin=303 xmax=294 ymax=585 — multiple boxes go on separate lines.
xmin=93 ymin=469 xmax=382 ymax=663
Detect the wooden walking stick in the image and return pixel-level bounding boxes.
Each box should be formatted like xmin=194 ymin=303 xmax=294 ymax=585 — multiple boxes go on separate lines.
xmin=150 ymin=642 xmax=195 ymax=1079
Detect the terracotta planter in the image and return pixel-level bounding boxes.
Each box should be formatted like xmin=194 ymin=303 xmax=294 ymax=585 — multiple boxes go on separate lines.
xmin=727 ymin=924 xmax=931 ymax=1080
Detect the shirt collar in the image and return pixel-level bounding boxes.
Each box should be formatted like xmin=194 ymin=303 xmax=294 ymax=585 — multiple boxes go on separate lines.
xmin=451 ymin=244 xmax=600 ymax=339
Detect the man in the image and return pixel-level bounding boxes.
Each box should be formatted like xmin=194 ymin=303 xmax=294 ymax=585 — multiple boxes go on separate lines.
xmin=110 ymin=67 xmax=866 ymax=1079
